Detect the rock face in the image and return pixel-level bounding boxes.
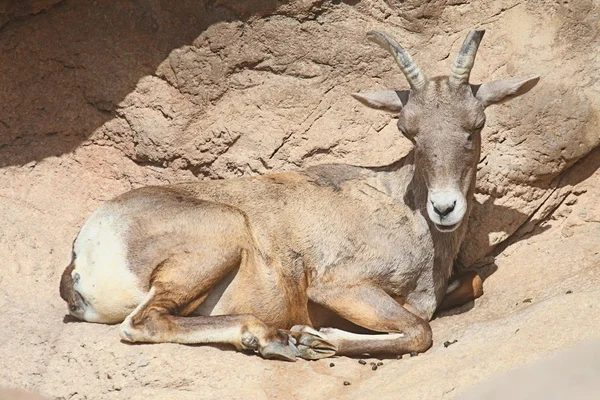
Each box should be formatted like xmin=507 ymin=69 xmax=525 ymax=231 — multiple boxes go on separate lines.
xmin=0 ymin=0 xmax=598 ymax=399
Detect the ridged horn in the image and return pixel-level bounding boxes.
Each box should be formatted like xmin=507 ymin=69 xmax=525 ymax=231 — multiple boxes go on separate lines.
xmin=449 ymin=30 xmax=485 ymax=87
xmin=367 ymin=30 xmax=427 ymax=90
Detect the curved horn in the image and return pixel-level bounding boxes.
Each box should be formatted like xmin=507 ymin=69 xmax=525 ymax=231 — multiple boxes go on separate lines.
xmin=449 ymin=30 xmax=485 ymax=87
xmin=367 ymin=30 xmax=427 ymax=90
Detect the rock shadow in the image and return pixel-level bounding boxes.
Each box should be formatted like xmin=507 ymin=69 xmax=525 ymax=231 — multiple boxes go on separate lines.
xmin=0 ymin=0 xmax=298 ymax=167
xmin=485 ymin=145 xmax=600 ymax=260
xmin=443 ymin=146 xmax=600 ymax=318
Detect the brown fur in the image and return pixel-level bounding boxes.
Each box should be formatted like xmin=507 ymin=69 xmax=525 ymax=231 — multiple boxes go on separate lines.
xmin=439 ymin=271 xmax=484 ymax=311
xmin=59 ymin=262 xmax=75 ymax=306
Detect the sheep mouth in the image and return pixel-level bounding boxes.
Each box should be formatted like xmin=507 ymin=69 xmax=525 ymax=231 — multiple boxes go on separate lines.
xmin=434 ymin=222 xmax=460 ymax=232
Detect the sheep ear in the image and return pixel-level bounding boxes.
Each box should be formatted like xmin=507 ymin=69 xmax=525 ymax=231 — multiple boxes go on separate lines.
xmin=352 ymin=90 xmax=410 ymax=112
xmin=471 ymin=76 xmax=540 ymax=107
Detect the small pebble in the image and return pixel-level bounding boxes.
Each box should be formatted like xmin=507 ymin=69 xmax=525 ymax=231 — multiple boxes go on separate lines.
xmin=566 ymin=290 xmax=573 ymax=294
xmin=372 ymin=364 xmax=378 ymax=371
xmin=370 ymin=362 xmax=376 ymax=365
xmin=523 ymin=298 xmax=532 ymax=303
xmin=343 ymin=381 xmax=351 ymax=386
xmin=443 ymin=339 xmax=458 ymax=348
xmin=358 ymin=359 xmax=366 ymax=365
xmin=396 ymin=354 xmax=403 ymax=360
xmin=377 ymin=362 xmax=383 ymax=366
xmin=410 ymin=352 xmax=418 ymax=357
xmin=329 ymin=362 xmax=335 ymax=368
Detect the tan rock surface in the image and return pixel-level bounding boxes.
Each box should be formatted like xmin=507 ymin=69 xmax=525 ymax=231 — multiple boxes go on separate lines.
xmin=455 ymin=339 xmax=600 ymax=400
xmin=0 ymin=0 xmax=598 ymax=399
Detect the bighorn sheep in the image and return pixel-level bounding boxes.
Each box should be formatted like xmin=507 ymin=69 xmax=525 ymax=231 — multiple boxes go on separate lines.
xmin=60 ymin=30 xmax=538 ymax=360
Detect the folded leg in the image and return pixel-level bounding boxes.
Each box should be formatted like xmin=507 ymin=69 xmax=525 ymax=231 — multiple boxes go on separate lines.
xmin=119 ymin=252 xmax=333 ymax=361
xmin=302 ymin=283 xmax=432 ymax=356
xmin=438 ymin=271 xmax=483 ymax=311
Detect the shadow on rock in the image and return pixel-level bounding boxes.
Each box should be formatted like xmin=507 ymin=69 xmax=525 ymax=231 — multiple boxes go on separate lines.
xmin=0 ymin=0 xmax=297 ymax=168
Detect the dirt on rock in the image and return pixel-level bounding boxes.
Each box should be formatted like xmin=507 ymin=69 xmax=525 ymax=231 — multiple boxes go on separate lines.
xmin=0 ymin=0 xmax=599 ymax=399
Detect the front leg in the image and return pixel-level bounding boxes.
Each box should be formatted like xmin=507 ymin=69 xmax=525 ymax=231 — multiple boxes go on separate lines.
xmin=438 ymin=270 xmax=483 ymax=312
xmin=304 ymin=283 xmax=432 ymax=356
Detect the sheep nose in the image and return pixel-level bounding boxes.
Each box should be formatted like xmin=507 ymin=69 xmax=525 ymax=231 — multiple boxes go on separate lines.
xmin=432 ymin=200 xmax=456 ymax=217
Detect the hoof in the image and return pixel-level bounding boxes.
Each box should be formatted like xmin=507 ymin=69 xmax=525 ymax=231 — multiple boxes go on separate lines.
xmin=259 ymin=340 xmax=299 ymax=362
xmin=285 ymin=325 xmax=337 ymax=360
xmin=119 ymin=325 xmax=134 ymax=342
xmin=119 ymin=317 xmax=140 ymax=342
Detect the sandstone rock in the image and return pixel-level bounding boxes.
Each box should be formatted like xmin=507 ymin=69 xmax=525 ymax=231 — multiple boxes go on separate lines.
xmin=0 ymin=388 xmax=47 ymax=400
xmin=455 ymin=340 xmax=600 ymax=400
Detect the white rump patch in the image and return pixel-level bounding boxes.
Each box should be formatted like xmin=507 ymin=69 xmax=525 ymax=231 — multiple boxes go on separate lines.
xmin=72 ymin=207 xmax=146 ymax=323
